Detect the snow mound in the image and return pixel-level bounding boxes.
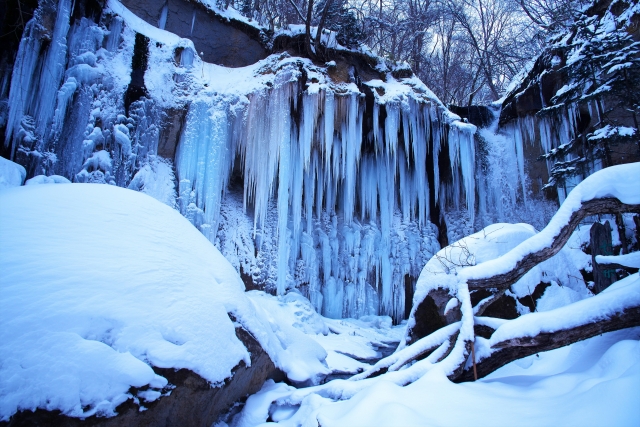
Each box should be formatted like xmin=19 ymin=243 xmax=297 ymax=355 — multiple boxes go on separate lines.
xmin=25 ymin=175 xmax=72 ymax=185
xmin=0 ymin=156 xmax=26 ymax=189
xmin=0 ymin=184 xmax=325 ymax=420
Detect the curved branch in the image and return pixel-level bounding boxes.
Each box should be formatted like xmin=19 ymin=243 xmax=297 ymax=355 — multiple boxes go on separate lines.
xmin=352 ymin=322 xmax=461 ymax=381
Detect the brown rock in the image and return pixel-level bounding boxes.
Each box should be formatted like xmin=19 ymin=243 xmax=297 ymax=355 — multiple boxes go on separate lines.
xmin=3 ymin=327 xmax=284 ymax=427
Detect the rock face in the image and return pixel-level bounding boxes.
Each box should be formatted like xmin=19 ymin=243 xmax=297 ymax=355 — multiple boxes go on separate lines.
xmin=448 ymin=105 xmax=494 ymax=129
xmin=2 ymin=327 xmax=283 ymax=427
xmin=119 ymin=0 xmax=268 ymax=67
xmin=497 ymin=0 xmax=640 ymax=202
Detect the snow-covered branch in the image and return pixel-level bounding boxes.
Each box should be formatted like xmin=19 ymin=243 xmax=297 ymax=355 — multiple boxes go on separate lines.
xmin=457 ymin=274 xmax=640 ymax=381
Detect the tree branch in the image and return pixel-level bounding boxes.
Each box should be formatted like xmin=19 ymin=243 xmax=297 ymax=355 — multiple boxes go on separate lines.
xmin=286 ymin=0 xmax=306 ymax=22
xmin=456 ymin=305 xmax=640 ymax=382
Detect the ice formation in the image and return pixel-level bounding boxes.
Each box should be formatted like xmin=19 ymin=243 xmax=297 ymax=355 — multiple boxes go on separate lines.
xmin=2 ymin=0 xmax=486 ymax=322
xmin=503 ymin=104 xmax=589 ymax=203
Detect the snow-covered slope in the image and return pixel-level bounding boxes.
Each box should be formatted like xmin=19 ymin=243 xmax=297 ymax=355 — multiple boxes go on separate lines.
xmin=0 ymin=184 xmax=327 ymax=420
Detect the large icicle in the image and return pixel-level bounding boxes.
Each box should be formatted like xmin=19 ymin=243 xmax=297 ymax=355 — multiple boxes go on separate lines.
xmin=176 ymin=100 xmax=234 ymax=239
xmin=5 ymin=0 xmax=73 ymax=155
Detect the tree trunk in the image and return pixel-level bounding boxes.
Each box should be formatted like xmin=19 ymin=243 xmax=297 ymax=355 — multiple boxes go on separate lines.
xmin=591 ymin=221 xmax=615 ymax=293
xmin=305 ymin=0 xmax=315 ymax=59
xmin=406 ymin=198 xmax=640 ymax=343
xmin=468 ymin=198 xmax=640 ymax=291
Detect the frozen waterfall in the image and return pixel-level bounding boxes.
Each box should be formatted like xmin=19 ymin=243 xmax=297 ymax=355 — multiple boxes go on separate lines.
xmin=2 ymin=0 xmax=482 ymax=323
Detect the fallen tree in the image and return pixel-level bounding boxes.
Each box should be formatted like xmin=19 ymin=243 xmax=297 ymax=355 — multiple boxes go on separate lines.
xmin=357 ymin=162 xmax=640 ymax=383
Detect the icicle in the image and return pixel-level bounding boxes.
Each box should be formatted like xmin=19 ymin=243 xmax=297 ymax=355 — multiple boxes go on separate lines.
xmin=430 ymin=106 xmax=442 ymax=203
xmin=4 ymin=0 xmax=73 ymax=154
xmin=176 ymin=100 xmax=234 ymax=240
xmin=340 ymin=94 xmax=362 ymax=224
xmin=158 ymin=3 xmax=169 ymax=30
xmin=513 ymin=122 xmax=527 ymax=205
xmin=33 ymin=0 xmax=73 ymax=141
xmin=276 ymin=119 xmax=292 ymax=295
xmin=448 ymin=123 xmax=476 ymax=223
xmin=323 ymin=90 xmax=334 ymax=171
xmin=105 ymin=17 xmax=123 ymax=52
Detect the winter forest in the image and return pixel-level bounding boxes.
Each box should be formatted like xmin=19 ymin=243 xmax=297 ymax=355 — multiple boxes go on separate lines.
xmin=0 ymin=0 xmax=639 ymax=425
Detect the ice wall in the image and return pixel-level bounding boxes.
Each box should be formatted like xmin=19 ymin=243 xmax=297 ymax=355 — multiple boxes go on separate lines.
xmin=502 ymin=103 xmax=592 ymax=204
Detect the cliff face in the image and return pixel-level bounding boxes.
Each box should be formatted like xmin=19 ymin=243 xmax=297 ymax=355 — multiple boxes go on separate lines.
xmin=3 ymin=0 xmax=603 ymax=326
xmin=118 ymin=0 xmax=268 ymax=67
xmin=498 ymin=0 xmax=640 ymax=202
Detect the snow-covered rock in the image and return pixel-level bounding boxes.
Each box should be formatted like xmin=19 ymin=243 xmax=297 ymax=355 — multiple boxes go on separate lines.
xmin=0 ymin=184 xmax=326 ymax=422
xmin=25 ymin=174 xmax=72 ymax=185
xmin=0 ymin=156 xmax=26 ymax=189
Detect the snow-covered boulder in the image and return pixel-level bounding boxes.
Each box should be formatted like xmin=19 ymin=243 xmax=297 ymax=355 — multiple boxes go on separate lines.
xmin=0 ymin=184 xmax=326 ymax=424
xmin=25 ymin=174 xmax=72 ymax=185
xmin=0 ymin=156 xmax=26 ymax=189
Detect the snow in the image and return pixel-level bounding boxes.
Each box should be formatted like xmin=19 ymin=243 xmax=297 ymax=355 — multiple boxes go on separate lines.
xmin=588 ymin=124 xmax=636 ymax=140
xmin=245 ymin=291 xmax=330 ymax=384
xmin=0 ymin=156 xmax=26 ymax=189
xmin=489 ymin=273 xmax=639 ymax=346
xmin=596 ymin=252 xmax=640 ymax=269
xmin=311 ymin=329 xmax=640 ymax=427
xmin=127 ymin=155 xmax=176 ymax=207
xmin=242 ymin=290 xmax=405 ymax=381
xmin=106 ymin=0 xmax=182 ymax=45
xmin=0 ymin=184 xmax=327 ymax=420
xmin=232 ymin=326 xmax=640 ymax=427
xmin=25 ymin=174 xmax=71 ymax=185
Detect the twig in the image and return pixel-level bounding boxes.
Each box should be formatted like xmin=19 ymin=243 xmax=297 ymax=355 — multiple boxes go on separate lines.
xmin=471 ymin=340 xmax=478 ymax=381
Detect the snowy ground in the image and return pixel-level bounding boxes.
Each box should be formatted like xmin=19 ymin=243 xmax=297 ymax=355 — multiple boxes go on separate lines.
xmin=224 ymin=318 xmax=640 ymax=427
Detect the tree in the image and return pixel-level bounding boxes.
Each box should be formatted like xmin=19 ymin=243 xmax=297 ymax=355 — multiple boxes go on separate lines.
xmin=443 ymin=0 xmax=538 ymax=102
xmin=517 ymin=0 xmax=588 ymax=32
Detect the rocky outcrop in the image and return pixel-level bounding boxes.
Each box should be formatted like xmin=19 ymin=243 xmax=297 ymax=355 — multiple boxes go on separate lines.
xmin=119 ymin=0 xmax=268 ymax=67
xmin=2 ymin=327 xmax=284 ymax=427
